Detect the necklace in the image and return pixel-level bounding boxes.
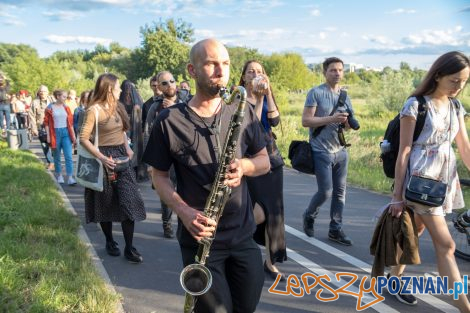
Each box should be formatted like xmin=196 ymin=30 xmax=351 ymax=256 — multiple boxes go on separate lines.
xmin=187 ymin=100 xmax=224 ymax=160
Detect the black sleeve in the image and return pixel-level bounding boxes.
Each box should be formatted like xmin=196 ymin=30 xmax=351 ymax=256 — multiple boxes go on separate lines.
xmin=243 ymin=104 xmax=267 ymax=156
xmin=142 ymin=98 xmax=152 ymax=132
xmin=268 ymin=115 xmax=280 ymax=127
xmin=142 ymin=115 xmax=173 ymax=171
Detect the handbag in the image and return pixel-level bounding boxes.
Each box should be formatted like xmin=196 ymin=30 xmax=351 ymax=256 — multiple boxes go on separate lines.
xmin=114 ymin=156 xmax=130 ymax=172
xmin=405 ymin=100 xmax=453 ymax=207
xmin=288 ymin=140 xmax=314 ymax=174
xmin=75 ymin=107 xmax=104 ymax=191
xmin=405 ymin=175 xmax=447 ymax=207
xmin=38 ymin=127 xmax=48 ymax=143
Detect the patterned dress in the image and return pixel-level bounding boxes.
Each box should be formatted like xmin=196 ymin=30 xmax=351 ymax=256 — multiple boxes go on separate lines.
xmin=401 ymin=96 xmax=466 ymax=214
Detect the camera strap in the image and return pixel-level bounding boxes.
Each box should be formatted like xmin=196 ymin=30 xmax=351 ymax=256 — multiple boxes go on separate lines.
xmin=312 ymin=89 xmax=347 ymax=137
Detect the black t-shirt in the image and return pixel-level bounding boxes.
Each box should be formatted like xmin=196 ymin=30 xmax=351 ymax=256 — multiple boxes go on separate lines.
xmin=142 ymin=96 xmax=161 ymax=132
xmin=142 ymin=101 xmax=266 ymax=249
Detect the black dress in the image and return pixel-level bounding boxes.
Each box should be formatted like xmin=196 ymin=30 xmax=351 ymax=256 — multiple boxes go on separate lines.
xmin=85 ymin=144 xmax=146 ymax=223
xmin=247 ymin=101 xmax=287 ymax=264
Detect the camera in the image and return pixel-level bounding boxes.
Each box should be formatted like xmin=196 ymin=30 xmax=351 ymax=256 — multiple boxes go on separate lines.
xmin=338 ymin=107 xmax=360 ymax=130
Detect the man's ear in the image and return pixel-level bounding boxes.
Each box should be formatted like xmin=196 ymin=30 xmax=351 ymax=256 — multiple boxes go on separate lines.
xmin=187 ymin=64 xmax=197 ymax=78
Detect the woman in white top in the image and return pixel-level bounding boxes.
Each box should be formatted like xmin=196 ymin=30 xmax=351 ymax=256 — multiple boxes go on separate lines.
xmin=389 ymin=51 xmax=470 ymax=311
xmin=43 ymin=89 xmax=76 ymax=185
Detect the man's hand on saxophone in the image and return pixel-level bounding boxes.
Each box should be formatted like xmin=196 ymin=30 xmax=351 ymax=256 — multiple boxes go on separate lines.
xmin=151 ymin=167 xmax=217 ymax=241
xmin=225 ymin=152 xmax=270 ymax=187
xmin=185 ymin=211 xmax=217 ymax=242
xmin=225 ymin=158 xmax=244 ymax=187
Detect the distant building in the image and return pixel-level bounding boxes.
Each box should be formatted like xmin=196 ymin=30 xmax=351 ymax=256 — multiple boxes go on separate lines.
xmin=344 ymin=63 xmax=364 ymax=73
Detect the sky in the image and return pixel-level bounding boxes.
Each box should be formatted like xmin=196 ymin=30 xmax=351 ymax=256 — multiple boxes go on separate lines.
xmin=0 ymin=0 xmax=469 ymax=70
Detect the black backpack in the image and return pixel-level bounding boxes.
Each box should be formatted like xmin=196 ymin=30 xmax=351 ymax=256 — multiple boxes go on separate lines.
xmin=380 ymin=96 xmax=459 ymax=179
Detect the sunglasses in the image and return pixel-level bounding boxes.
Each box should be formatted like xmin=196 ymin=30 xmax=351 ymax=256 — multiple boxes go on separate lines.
xmin=160 ymin=80 xmax=175 ymax=86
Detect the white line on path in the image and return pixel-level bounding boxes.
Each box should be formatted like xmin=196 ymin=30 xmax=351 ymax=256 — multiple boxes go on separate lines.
xmin=285 ymin=225 xmax=459 ymax=313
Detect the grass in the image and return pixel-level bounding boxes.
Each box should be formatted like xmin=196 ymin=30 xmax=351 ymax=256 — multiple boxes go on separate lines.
xmin=277 ymin=90 xmax=470 ymax=206
xmin=0 ymin=140 xmax=120 ymax=313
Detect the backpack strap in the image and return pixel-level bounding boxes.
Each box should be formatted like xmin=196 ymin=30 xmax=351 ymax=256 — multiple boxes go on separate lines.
xmin=449 ymin=97 xmax=461 ymax=116
xmin=412 ymin=95 xmax=427 ymax=142
xmin=312 ymin=89 xmax=347 ymax=137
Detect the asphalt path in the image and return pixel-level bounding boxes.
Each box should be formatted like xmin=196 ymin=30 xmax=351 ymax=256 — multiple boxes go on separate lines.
xmin=29 ymin=141 xmax=470 ymax=313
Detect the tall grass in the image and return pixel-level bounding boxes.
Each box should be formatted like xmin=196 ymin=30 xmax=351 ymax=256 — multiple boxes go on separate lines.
xmin=0 ymin=141 xmax=120 ymax=313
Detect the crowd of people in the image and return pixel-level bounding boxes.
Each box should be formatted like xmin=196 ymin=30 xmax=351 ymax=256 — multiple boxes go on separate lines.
xmin=1 ymin=39 xmax=470 ymax=313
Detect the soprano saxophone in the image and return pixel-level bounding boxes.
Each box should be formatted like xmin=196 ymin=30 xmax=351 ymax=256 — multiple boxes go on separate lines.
xmin=180 ymin=86 xmax=247 ymax=313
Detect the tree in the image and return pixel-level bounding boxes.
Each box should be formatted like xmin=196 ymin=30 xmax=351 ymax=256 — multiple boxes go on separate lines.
xmin=2 ymin=50 xmax=66 ymax=93
xmin=226 ymin=46 xmax=263 ymax=87
xmin=399 ymin=62 xmax=411 ymax=72
xmin=136 ymin=19 xmax=193 ymax=81
xmin=0 ymin=43 xmax=38 ymax=66
xmin=263 ymin=52 xmax=315 ymax=91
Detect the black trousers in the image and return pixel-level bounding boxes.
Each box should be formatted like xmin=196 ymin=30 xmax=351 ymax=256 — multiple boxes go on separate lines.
xmin=161 ymin=200 xmax=173 ymax=224
xmin=159 ymin=165 xmax=176 ymax=224
xmin=180 ymin=237 xmax=264 ymax=313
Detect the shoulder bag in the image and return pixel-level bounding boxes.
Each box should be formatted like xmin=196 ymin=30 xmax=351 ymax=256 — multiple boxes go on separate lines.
xmin=75 ymin=107 xmax=104 ymax=191
xmin=288 ymin=140 xmax=314 ymax=174
xmin=405 ymin=100 xmax=453 ymax=207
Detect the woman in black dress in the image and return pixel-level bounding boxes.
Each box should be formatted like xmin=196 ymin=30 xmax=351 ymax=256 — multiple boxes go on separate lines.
xmin=239 ymin=60 xmax=287 ymax=279
xmin=119 ymin=80 xmax=147 ymax=182
xmin=80 ymin=73 xmax=146 ymax=263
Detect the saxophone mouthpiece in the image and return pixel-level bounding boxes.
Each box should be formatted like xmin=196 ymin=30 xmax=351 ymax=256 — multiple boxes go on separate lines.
xmin=218 ymin=87 xmax=228 ymax=97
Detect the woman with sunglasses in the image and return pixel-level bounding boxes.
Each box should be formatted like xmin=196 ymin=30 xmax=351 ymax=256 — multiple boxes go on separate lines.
xmin=239 ymin=60 xmax=287 ymax=280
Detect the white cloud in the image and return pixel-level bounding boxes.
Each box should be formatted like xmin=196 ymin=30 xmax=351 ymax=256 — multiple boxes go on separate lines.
xmin=310 ymin=9 xmax=320 ymax=16
xmin=42 ymin=10 xmax=83 ymax=21
xmin=319 ymin=32 xmax=326 ymax=40
xmin=402 ymin=26 xmax=467 ymax=46
xmin=0 ymin=4 xmax=25 ymax=26
xmin=386 ymin=8 xmax=416 ymax=14
xmin=195 ymin=29 xmax=216 ymax=38
xmin=324 ymin=27 xmax=337 ymax=32
xmin=362 ymin=34 xmax=394 ymax=45
xmin=232 ymin=28 xmax=289 ymax=41
xmin=43 ymin=35 xmax=113 ymax=45
xmin=238 ymin=0 xmax=284 ymax=13
xmin=3 ymin=19 xmax=26 ymax=27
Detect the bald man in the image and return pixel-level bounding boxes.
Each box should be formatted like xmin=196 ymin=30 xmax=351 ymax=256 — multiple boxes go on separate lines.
xmin=143 ymin=38 xmax=270 ymax=313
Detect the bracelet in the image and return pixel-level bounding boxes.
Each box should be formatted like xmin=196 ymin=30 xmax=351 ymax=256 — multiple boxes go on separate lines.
xmin=267 ymin=109 xmax=277 ymax=113
xmin=389 ymin=201 xmax=404 ymax=205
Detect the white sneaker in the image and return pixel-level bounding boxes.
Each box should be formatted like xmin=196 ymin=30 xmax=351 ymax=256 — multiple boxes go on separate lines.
xmin=68 ymin=177 xmax=77 ymax=185
xmin=57 ymin=175 xmax=64 ymax=184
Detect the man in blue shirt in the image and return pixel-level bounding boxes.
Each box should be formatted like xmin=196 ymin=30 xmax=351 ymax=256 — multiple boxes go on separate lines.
xmin=301 ymin=57 xmax=356 ymax=246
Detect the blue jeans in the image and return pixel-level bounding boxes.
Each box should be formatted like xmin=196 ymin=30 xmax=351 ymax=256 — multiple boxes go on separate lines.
xmin=53 ymin=128 xmax=74 ymax=176
xmin=0 ymin=103 xmax=10 ymax=130
xmin=305 ymin=149 xmax=349 ymax=231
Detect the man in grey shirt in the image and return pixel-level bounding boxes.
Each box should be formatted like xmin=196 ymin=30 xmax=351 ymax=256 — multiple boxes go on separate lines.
xmin=301 ymin=57 xmax=356 ymax=246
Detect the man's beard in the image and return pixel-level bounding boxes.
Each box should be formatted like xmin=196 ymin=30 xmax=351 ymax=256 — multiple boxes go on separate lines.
xmin=163 ymin=88 xmax=176 ymax=98
xmin=197 ymin=80 xmax=224 ymax=97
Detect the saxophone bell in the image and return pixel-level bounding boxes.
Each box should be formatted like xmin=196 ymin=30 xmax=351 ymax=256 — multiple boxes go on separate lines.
xmin=180 ymin=263 xmax=212 ymax=296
